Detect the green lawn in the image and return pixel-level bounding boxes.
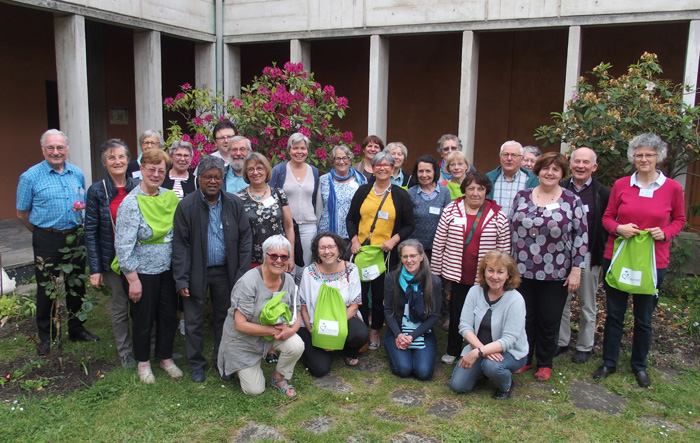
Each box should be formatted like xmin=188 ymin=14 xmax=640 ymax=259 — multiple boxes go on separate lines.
xmin=1 ymin=295 xmax=699 ymax=442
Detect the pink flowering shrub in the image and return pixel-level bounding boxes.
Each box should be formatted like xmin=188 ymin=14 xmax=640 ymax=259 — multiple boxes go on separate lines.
xmin=163 ymin=62 xmax=353 ymax=170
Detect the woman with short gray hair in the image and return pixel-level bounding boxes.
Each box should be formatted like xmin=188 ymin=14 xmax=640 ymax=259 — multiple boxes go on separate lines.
xmin=316 ymin=145 xmax=366 ymax=239
xmin=385 ymin=142 xmax=411 ymax=187
xmin=162 ymin=140 xmax=197 ymax=200
xmin=127 ymin=129 xmax=164 ymax=179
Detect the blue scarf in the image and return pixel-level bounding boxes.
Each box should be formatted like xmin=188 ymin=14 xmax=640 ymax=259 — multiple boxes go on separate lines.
xmin=439 ymin=159 xmax=453 ymax=180
xmin=399 ymin=266 xmax=426 ymax=323
xmin=328 ymin=167 xmax=366 ymax=233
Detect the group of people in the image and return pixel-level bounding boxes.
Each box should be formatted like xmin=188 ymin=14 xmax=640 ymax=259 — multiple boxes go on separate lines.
xmin=16 ymin=125 xmax=685 ymax=399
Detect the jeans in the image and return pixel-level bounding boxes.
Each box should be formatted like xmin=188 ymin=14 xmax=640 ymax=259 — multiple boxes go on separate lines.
xmin=601 ymin=258 xmax=667 ymax=371
xmin=450 ymin=351 xmax=527 ymax=393
xmin=384 ymin=329 xmax=437 ymax=380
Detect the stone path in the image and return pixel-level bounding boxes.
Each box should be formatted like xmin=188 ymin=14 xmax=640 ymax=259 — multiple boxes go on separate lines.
xmin=568 ymin=379 xmax=628 ymax=414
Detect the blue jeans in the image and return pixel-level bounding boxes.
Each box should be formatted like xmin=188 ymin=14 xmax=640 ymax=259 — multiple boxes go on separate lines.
xmin=450 ymin=352 xmax=527 ymax=393
xmin=384 ymin=329 xmax=437 ymax=380
xmin=601 ymin=259 xmax=667 ymax=372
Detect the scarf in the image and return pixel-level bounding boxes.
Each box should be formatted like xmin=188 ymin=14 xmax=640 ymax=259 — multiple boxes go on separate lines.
xmin=399 ymin=266 xmax=426 ymax=323
xmin=328 ymin=167 xmax=366 ymax=233
xmin=439 ymin=159 xmax=453 ymax=180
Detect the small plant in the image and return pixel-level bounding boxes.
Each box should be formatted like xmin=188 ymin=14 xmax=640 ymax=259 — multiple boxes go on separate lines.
xmin=164 ymin=62 xmax=358 ymax=172
xmin=0 ymin=293 xmax=36 ymax=326
xmin=663 ymin=235 xmax=700 ymax=336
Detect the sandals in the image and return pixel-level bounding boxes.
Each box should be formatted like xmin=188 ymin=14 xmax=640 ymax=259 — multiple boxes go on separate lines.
xmin=138 ymin=367 xmax=155 ymax=384
xmin=270 ymin=376 xmax=296 ymax=397
xmin=368 ymin=340 xmax=380 ymax=351
xmin=160 ymin=362 xmax=184 ymax=378
xmin=345 ymin=357 xmax=360 ymax=367
xmin=265 ymin=352 xmax=279 ymax=364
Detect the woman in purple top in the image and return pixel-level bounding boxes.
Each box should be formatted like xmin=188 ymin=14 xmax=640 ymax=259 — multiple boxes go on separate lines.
xmin=510 ymin=152 xmax=588 ymax=382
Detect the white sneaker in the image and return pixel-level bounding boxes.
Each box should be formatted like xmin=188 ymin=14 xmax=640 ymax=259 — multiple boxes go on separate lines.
xmin=179 ymin=319 xmax=185 ymax=336
xmin=441 ymin=354 xmax=456 ymax=364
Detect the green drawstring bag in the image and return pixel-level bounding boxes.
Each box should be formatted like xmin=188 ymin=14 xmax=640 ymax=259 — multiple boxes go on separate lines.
xmin=259 ymin=291 xmax=292 ymax=341
xmin=311 ymin=283 xmax=348 ymax=350
xmin=353 ymin=245 xmax=388 ymax=282
xmin=605 ymin=230 xmax=658 ymax=295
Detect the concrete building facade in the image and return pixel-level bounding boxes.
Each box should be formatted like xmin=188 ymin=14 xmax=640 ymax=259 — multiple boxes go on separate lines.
xmin=2 ymin=0 xmax=700 ymax=224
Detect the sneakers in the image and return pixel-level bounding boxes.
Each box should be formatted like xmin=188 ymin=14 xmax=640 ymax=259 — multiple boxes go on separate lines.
xmin=121 ymin=353 xmax=136 ymax=368
xmin=441 ymin=354 xmax=457 ymax=364
xmin=534 ymin=367 xmax=552 ymax=382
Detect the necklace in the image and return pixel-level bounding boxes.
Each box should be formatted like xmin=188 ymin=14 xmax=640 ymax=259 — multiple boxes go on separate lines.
xmin=249 ymin=187 xmax=267 ymax=201
xmin=373 ymin=183 xmax=390 ymax=196
xmin=535 ymin=186 xmax=560 ymax=202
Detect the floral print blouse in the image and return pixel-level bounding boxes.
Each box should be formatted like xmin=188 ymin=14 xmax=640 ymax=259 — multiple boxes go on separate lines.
xmin=511 ymin=188 xmax=588 ymax=281
xmin=236 ymin=187 xmax=289 ymax=263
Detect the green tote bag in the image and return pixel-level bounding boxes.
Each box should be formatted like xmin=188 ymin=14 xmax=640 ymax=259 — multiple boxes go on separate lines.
xmin=605 ymin=230 xmax=658 ymax=295
xmin=311 ymin=283 xmax=349 ymax=350
xmin=353 ymin=245 xmax=388 ymax=282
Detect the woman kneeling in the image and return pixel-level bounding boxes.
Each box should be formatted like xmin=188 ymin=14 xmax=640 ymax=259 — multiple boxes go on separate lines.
xmin=449 ymin=251 xmax=528 ymax=399
xmin=218 ymin=235 xmax=304 ymax=397
xmin=384 ymin=239 xmax=442 ymax=380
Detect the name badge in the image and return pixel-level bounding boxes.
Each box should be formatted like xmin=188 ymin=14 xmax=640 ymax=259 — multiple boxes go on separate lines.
xmin=429 ymin=206 xmax=441 ymax=215
xmin=132 ymin=171 xmax=142 ymax=179
xmin=378 ymin=211 xmax=389 ymax=220
xmin=453 ymin=217 xmax=466 ymax=226
xmin=262 ymin=196 xmax=276 ymax=208
xmin=404 ymin=304 xmax=410 ymax=316
xmin=639 ymin=188 xmax=654 ymax=198
xmin=545 ymin=202 xmax=560 ymax=211
xmin=583 ymin=204 xmax=590 ymax=213
xmin=473 ymin=305 xmax=485 ymax=321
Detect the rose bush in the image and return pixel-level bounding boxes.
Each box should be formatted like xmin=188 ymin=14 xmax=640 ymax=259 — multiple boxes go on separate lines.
xmin=535 ymin=52 xmax=700 ymax=186
xmin=164 ymin=62 xmax=359 ymax=171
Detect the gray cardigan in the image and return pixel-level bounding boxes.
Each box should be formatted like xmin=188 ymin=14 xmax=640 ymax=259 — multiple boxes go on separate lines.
xmin=458 ymin=286 xmax=528 ymax=360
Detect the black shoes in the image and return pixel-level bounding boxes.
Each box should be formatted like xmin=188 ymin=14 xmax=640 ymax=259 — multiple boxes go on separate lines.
xmin=37 ymin=342 xmax=51 ymax=356
xmin=220 ymin=372 xmax=233 ymax=382
xmin=554 ymin=345 xmax=570 ymax=357
xmin=593 ymin=365 xmax=616 ymax=379
xmin=191 ymin=369 xmax=206 ymax=383
xmin=69 ymin=329 xmax=100 ymax=342
xmin=633 ymin=370 xmax=651 ymax=388
xmin=571 ymin=351 xmax=591 ymax=364
xmin=492 ymin=381 xmax=515 ymax=400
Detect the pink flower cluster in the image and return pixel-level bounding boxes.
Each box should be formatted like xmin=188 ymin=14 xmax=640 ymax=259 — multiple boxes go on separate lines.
xmin=181 ymin=83 xmax=191 ymax=90
xmin=341 ymin=131 xmax=354 ymax=144
xmin=337 ymin=96 xmax=349 ymax=109
xmin=192 ymin=117 xmax=204 ymax=126
xmin=193 ymin=133 xmax=207 ymax=145
xmin=271 ymin=85 xmax=294 ymax=105
xmin=72 ymin=201 xmax=86 ymax=212
xmin=280 ymin=119 xmax=292 ymax=130
xmin=164 ymin=97 xmax=175 ymax=106
xmin=314 ymin=149 xmax=328 ymax=161
xmin=175 ymin=92 xmax=186 ymax=101
xmin=299 ymin=127 xmax=311 ymax=137
xmin=284 ymin=62 xmax=304 ymax=73
xmin=263 ymin=66 xmax=284 ymax=78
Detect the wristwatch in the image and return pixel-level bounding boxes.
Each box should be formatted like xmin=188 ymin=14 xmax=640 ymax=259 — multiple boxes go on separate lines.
xmin=478 ymin=348 xmax=484 ymax=358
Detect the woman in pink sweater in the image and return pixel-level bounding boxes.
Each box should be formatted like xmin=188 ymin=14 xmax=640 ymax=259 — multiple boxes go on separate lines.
xmin=593 ymin=133 xmax=685 ymax=388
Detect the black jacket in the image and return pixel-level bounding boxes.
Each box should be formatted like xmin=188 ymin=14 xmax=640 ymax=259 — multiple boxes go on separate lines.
xmin=172 ymin=190 xmax=253 ymax=297
xmin=346 ymin=184 xmax=415 ymax=265
xmin=162 ymin=168 xmax=198 ymax=197
xmin=85 ymin=175 xmax=140 ymax=274
xmin=561 ymin=177 xmax=611 ymax=267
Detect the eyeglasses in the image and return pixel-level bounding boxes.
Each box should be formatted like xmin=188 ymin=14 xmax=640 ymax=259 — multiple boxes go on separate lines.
xmin=500 ymin=153 xmax=522 ymax=159
xmin=267 ymin=253 xmax=289 ymax=262
xmin=230 ymin=147 xmax=249 ymax=153
xmin=144 ymin=166 xmax=166 ymax=176
xmin=246 ymin=166 xmax=265 ymax=174
xmin=215 ymin=135 xmax=234 ymax=141
xmin=318 ymin=245 xmax=338 ymax=252
xmin=106 ymin=154 xmax=127 ymax=161
xmin=442 ymin=145 xmax=458 ymax=152
xmin=334 ymin=156 xmax=350 ymax=163
xmin=142 ymin=141 xmax=160 ymax=146
xmin=634 ymin=153 xmax=657 ymax=160
xmin=373 ymin=163 xmax=393 ymax=169
xmin=401 ymin=253 xmax=421 ymax=260
xmin=201 ymin=174 xmax=223 ymax=182
xmin=44 ymin=145 xmax=67 ymax=152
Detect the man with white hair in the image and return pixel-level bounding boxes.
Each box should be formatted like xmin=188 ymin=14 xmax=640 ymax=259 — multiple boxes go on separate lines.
xmin=485 ymin=140 xmax=539 ymax=216
xmin=17 ymin=129 xmax=100 ymax=355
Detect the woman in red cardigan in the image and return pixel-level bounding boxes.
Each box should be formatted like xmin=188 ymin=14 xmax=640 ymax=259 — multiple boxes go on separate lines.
xmin=593 ymin=133 xmax=685 ymax=388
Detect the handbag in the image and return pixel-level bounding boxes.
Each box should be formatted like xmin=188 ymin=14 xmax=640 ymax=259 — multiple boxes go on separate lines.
xmin=311 ymin=283 xmax=349 ymax=350
xmin=605 ymin=230 xmax=658 ymax=295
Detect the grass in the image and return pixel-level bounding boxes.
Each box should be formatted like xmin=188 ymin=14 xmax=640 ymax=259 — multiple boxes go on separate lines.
xmin=1 ymin=295 xmax=700 ymax=442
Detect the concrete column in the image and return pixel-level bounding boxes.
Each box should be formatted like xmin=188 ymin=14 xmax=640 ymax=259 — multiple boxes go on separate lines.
xmin=224 ymin=44 xmax=241 ymax=98
xmin=54 ymin=14 xmax=92 ymax=186
xmin=678 ymin=20 xmax=700 ymax=190
xmin=290 ymin=39 xmax=311 ymax=72
xmin=133 ymin=31 xmax=163 ymax=145
xmin=368 ymin=35 xmax=389 ymax=141
xmin=458 ymin=31 xmax=479 ymax=166
xmin=195 ymin=43 xmax=216 ymax=89
xmin=561 ymin=26 xmax=582 ymax=153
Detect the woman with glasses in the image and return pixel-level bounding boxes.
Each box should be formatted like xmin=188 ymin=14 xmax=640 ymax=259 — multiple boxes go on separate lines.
xmin=440 ymin=151 xmax=470 ymax=200
xmin=126 ymin=129 xmax=164 ymax=180
xmin=298 ymin=232 xmax=368 ymax=375
xmin=162 ymin=140 xmax=197 ymax=200
xmin=593 ymin=134 xmax=685 ymax=388
xmin=115 ymin=149 xmax=182 ymax=383
xmin=218 ymin=235 xmax=303 ymax=397
xmin=347 ymin=152 xmax=415 ymax=350
xmin=384 ymin=239 xmax=442 ymax=380
xmin=317 ymin=145 xmax=366 ymax=240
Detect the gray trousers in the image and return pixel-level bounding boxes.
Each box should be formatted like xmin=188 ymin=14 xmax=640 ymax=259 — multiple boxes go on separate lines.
xmin=103 ymin=270 xmax=132 ymax=357
xmin=559 ymin=254 xmax=601 ymax=352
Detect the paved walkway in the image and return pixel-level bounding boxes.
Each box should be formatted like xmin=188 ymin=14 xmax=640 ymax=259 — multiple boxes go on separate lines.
xmin=0 ymin=219 xmax=32 ymax=270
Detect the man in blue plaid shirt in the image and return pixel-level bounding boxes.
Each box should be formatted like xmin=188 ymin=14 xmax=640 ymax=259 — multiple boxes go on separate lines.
xmin=16 ymin=129 xmax=100 ymax=355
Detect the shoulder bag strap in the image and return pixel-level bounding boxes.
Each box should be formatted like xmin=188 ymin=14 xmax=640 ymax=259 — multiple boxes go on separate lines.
xmin=103 ymin=180 xmax=117 ymax=234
